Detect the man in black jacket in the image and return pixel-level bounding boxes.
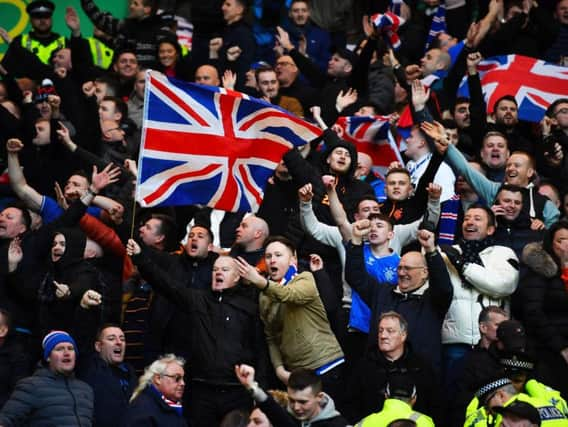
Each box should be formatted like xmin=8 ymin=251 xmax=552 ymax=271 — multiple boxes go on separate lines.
xmin=342 ymin=312 xmax=443 ymax=425
xmin=76 ymin=320 xmax=137 ymax=427
xmin=127 ymin=241 xmax=266 ymax=427
xmin=345 ymin=225 xmax=453 ymax=374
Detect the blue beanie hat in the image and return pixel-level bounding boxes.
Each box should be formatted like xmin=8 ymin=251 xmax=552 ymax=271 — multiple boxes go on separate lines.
xmin=42 ymin=330 xmax=78 ymax=361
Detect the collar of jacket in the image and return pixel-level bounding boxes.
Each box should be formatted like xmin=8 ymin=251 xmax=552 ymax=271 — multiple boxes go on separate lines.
xmin=392 ymin=281 xmax=429 ymax=299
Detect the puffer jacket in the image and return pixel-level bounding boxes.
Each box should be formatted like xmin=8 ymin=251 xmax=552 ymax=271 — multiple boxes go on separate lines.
xmin=0 ymin=367 xmax=93 ymax=427
xmin=520 ymin=242 xmax=568 ymax=353
xmin=441 ymin=245 xmax=519 ymax=345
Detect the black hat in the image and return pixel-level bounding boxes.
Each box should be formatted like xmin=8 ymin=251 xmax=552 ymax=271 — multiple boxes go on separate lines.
xmin=332 ymin=46 xmax=359 ymax=69
xmin=497 ymin=320 xmax=526 ymax=352
xmin=475 ymin=377 xmax=512 ymax=405
xmin=493 ymin=400 xmax=541 ymax=425
xmin=499 ymin=351 xmax=535 ymax=373
xmin=26 ymin=0 xmax=55 ymax=17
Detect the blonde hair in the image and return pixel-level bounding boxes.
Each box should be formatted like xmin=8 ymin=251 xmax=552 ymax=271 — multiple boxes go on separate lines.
xmin=130 ymin=353 xmax=185 ymax=402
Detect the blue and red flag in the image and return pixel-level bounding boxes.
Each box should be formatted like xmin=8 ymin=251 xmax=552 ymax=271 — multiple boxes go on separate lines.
xmin=458 ymin=54 xmax=568 ymax=122
xmin=334 ymin=115 xmax=403 ymax=175
xmin=136 ymin=72 xmax=322 ymax=212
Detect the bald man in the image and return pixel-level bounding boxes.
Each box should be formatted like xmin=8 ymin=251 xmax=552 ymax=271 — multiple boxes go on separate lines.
xmin=275 ymin=55 xmax=316 ymax=113
xmin=355 ymin=152 xmax=386 ymax=202
xmin=195 ymin=64 xmax=221 ymax=86
xmin=229 ymin=215 xmax=269 ymax=266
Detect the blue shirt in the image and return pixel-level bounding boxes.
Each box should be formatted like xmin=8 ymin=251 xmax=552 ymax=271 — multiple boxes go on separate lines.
xmin=41 ymin=195 xmax=102 ymax=224
xmin=349 ymin=245 xmax=399 ymax=333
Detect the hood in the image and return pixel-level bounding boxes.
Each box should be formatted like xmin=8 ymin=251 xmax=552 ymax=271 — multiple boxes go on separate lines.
xmin=298 ymin=393 xmax=340 ymax=427
xmin=319 ymin=129 xmax=358 ymax=177
xmin=521 ymin=241 xmax=558 ymax=278
xmin=52 ymin=227 xmax=87 ymax=269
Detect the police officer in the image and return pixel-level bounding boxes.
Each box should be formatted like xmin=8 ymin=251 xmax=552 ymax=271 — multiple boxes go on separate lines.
xmin=355 ymin=374 xmax=435 ymax=427
xmin=465 ymin=377 xmax=568 ymax=426
xmin=15 ymin=1 xmax=65 ymax=65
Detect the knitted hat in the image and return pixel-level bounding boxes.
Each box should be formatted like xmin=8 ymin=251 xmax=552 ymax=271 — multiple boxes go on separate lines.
xmin=42 ymin=330 xmax=78 ymax=361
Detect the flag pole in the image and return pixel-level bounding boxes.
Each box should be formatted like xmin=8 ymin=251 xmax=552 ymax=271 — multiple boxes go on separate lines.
xmin=129 ymin=194 xmax=137 ymax=240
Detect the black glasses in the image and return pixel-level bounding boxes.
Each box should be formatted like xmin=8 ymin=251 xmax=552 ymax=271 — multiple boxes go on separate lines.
xmin=396 ymin=265 xmax=426 ymax=273
xmin=162 ymin=374 xmax=184 ymax=383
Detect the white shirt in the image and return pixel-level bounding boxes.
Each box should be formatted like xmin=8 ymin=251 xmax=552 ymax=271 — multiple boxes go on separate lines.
xmin=406 ymin=152 xmax=456 ymax=202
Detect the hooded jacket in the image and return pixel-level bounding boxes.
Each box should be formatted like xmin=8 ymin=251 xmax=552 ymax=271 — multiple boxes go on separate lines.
xmin=283 ymin=129 xmax=375 ymax=225
xmin=38 ymin=228 xmax=99 ymax=334
xmin=257 ymin=392 xmax=347 ymax=427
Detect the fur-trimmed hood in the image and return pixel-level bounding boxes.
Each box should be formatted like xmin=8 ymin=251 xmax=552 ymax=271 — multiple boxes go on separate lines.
xmin=521 ymin=241 xmax=558 ymax=278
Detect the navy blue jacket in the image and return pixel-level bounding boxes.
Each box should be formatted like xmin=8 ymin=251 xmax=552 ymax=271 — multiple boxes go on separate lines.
xmin=78 ymin=354 xmax=137 ymax=427
xmin=345 ymin=243 xmax=453 ymax=373
xmin=122 ymin=386 xmax=187 ymax=427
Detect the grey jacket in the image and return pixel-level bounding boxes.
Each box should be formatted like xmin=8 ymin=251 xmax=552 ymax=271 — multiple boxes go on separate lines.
xmin=0 ymin=367 xmax=93 ymax=427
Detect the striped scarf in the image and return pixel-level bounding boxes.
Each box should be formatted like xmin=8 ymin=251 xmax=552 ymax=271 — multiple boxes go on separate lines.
xmin=425 ymin=1 xmax=447 ymax=51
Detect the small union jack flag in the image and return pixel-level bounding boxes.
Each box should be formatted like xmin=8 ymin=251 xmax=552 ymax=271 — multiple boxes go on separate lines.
xmin=458 ymin=54 xmax=568 ymax=122
xmin=334 ymin=115 xmax=403 ymax=175
xmin=136 ymin=72 xmax=322 ymax=212
xmin=371 ymin=12 xmax=405 ymax=50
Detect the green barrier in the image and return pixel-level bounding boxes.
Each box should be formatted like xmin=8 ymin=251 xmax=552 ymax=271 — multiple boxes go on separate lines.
xmin=0 ymin=0 xmax=126 ymax=60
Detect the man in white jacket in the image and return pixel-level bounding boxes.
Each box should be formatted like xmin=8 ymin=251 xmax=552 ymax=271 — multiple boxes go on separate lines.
xmin=439 ymin=204 xmax=519 ymax=398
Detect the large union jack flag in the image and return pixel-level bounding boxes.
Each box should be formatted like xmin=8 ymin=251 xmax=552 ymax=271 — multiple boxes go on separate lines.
xmin=334 ymin=115 xmax=403 ymax=175
xmin=458 ymin=54 xmax=568 ymax=122
xmin=136 ymin=72 xmax=322 ymax=212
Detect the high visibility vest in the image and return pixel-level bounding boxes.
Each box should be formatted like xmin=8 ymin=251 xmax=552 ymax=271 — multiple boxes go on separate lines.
xmin=87 ymin=37 xmax=114 ymax=69
xmin=355 ymin=399 xmax=435 ymax=427
xmin=464 ymin=392 xmax=568 ymax=427
xmin=21 ymin=34 xmax=65 ymax=64
xmin=502 ymin=394 xmax=568 ymax=426
xmin=525 ymin=379 xmax=568 ymax=417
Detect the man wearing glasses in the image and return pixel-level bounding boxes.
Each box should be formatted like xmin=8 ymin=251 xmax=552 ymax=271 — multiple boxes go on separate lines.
xmin=345 ymin=225 xmax=453 ymax=376
xmin=123 ymin=354 xmax=187 ymax=427
xmin=275 ymin=55 xmax=317 ymax=114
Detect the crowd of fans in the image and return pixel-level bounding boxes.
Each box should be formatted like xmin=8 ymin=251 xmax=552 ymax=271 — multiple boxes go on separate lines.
xmin=0 ymin=0 xmax=567 ymax=425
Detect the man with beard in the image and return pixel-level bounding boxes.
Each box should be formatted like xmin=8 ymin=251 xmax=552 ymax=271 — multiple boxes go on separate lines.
xmin=466 ymin=52 xmax=533 ymax=153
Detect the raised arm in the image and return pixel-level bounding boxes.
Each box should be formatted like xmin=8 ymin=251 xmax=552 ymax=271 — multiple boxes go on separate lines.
xmin=80 ymin=0 xmax=123 ymax=37
xmin=344 ymin=220 xmax=378 ymax=306
xmin=443 ymin=143 xmax=500 ymax=204
xmin=6 ymin=138 xmax=43 ymax=211
xmin=126 ymin=239 xmax=200 ymax=311
xmin=298 ymin=183 xmax=345 ymax=248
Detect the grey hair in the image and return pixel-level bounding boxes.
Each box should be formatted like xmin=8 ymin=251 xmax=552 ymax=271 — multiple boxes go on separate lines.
xmin=130 ymin=353 xmax=185 ymax=402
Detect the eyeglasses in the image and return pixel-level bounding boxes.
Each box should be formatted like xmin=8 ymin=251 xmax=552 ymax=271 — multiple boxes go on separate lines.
xmin=276 ymin=61 xmax=294 ymax=67
xmin=396 ymin=265 xmax=425 ymax=273
xmin=162 ymin=374 xmax=184 ymax=383
xmin=555 ymin=108 xmax=568 ymax=116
